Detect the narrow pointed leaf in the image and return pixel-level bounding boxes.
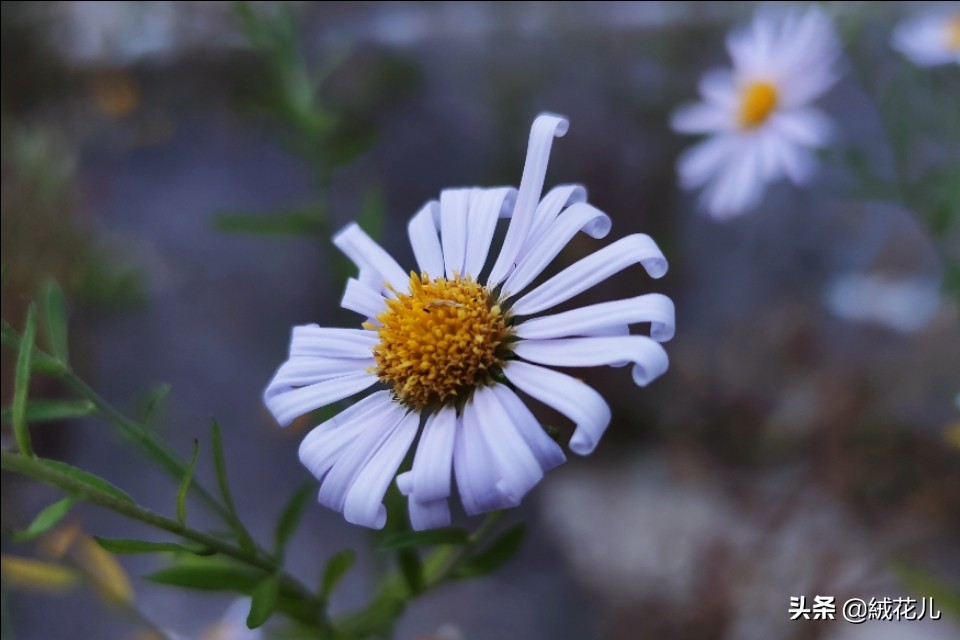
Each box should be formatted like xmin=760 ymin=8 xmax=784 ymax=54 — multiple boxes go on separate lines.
xmin=246 ymin=572 xmax=281 ymax=629
xmin=139 ymin=384 xmax=171 ymax=425
xmin=320 ymin=549 xmax=355 ymax=600
xmin=39 ymin=459 xmax=134 ymax=504
xmin=12 ymin=304 xmax=37 ymax=456
xmin=11 ymin=497 xmax=77 ymax=542
xmin=380 ymin=527 xmax=470 ymax=550
xmin=452 ymin=524 xmax=526 ymax=580
xmin=146 ymin=565 xmax=264 ymax=593
xmin=274 ymin=484 xmax=311 ymax=558
xmin=41 ymin=280 xmax=69 ymax=364
xmin=1 ymin=400 xmax=95 ymax=424
xmin=210 ymin=418 xmax=256 ymax=552
xmin=176 ymin=440 xmax=200 ymax=525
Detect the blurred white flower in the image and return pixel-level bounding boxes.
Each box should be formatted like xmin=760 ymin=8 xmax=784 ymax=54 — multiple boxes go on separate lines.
xmin=671 ymin=7 xmax=841 ymax=219
xmin=892 ymin=10 xmax=960 ymax=67
xmin=264 ymin=114 xmax=674 ymax=530
xmin=824 ymin=273 xmax=942 ymax=333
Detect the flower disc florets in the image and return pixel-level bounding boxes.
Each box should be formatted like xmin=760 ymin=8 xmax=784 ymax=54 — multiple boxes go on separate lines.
xmin=368 ymin=273 xmax=511 ymax=410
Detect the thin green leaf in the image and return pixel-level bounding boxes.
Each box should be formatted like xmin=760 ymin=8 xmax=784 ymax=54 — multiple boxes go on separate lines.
xmin=274 ymin=484 xmax=311 ymax=558
xmin=94 ymin=537 xmax=213 ymax=556
xmin=246 ymin=572 xmax=280 ymax=629
xmin=1 ymin=400 xmax=95 ymax=424
xmin=320 ymin=549 xmax=355 ymax=600
xmin=12 ymin=304 xmax=37 ymax=456
xmin=147 ymin=565 xmax=264 ymax=593
xmin=397 ymin=548 xmax=423 ymax=595
xmin=11 ymin=497 xmax=77 ymax=542
xmin=210 ymin=418 xmax=256 ymax=552
xmin=139 ymin=384 xmax=171 ymax=425
xmin=213 ymin=209 xmax=327 ymax=236
xmin=176 ymin=440 xmax=201 ymax=525
xmin=41 ymin=280 xmax=69 ymax=364
xmin=452 ymin=524 xmax=526 ymax=580
xmin=39 ymin=459 xmax=134 ymax=504
xmin=380 ymin=527 xmax=470 ymax=551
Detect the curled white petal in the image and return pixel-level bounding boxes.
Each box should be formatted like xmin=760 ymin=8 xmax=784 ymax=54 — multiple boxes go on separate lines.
xmin=343 ymin=411 xmax=420 ymax=529
xmin=440 ymin=189 xmax=471 ymax=279
xmin=520 ymin=185 xmax=587 ymax=260
xmin=504 ymin=361 xmax=611 ymax=456
xmin=288 ymin=326 xmax=378 ymax=359
xmin=463 ymin=187 xmax=516 ymax=278
xmin=298 ymin=391 xmax=393 ymax=479
xmin=503 ymin=202 xmax=612 ymax=297
xmin=516 ymin=293 xmax=675 ymax=342
xmin=513 ymin=336 xmax=670 ymax=387
xmin=341 ymin=278 xmax=387 ymax=320
xmin=511 ymin=234 xmax=668 ymax=316
xmin=265 ymin=371 xmax=378 ymax=428
xmin=265 ymin=357 xmax=375 ymax=392
xmin=410 ymin=408 xmax=457 ymax=501
xmin=490 ymin=385 xmax=566 ymax=472
xmin=487 ymin=113 xmax=569 ymax=286
xmin=408 ymin=496 xmax=451 ymax=531
xmin=333 ymin=223 xmax=408 ymax=292
xmin=453 ymin=411 xmax=516 ymax=515
xmin=407 ymin=201 xmax=443 ymax=279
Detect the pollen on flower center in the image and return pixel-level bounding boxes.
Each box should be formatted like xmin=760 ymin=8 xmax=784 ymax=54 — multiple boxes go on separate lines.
xmin=947 ymin=15 xmax=960 ymax=50
xmin=739 ymin=81 xmax=779 ymax=129
xmin=368 ymin=273 xmax=511 ymax=410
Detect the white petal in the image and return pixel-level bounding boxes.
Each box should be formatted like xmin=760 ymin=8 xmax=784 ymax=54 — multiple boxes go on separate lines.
xmin=513 ymin=336 xmax=670 ymax=387
xmin=520 ymin=185 xmax=587 ymax=259
xmin=343 ymin=411 xmax=420 ymax=529
xmin=769 ymin=108 xmax=833 ymax=148
xmin=410 ymin=408 xmax=457 ymax=501
xmin=467 ymin=386 xmax=544 ymax=501
xmin=490 ymin=385 xmax=565 ymax=472
xmin=670 ymin=102 xmax=734 ymax=134
xmin=487 ymin=113 xmax=569 ymax=286
xmin=265 ymin=371 xmax=378 ymax=427
xmin=698 ymin=68 xmax=738 ymax=108
xmin=699 ymin=143 xmax=765 ymax=219
xmin=408 ymin=496 xmax=451 ymax=531
xmin=288 ymin=326 xmax=378 ymax=359
xmin=440 ymin=189 xmax=471 ymax=279
xmin=515 ymin=293 xmax=675 ymax=342
xmin=407 ymin=201 xmax=443 ymax=279
xmin=453 ymin=411 xmax=516 ymax=515
xmin=504 ymin=361 xmax=611 ymax=456
xmin=341 ymin=278 xmax=387 ymax=319
xmin=317 ymin=401 xmax=406 ymax=513
xmin=298 ymin=391 xmax=393 ymax=479
xmin=462 ymin=187 xmax=516 ymax=278
xmin=676 ymin=135 xmax=740 ymax=190
xmin=265 ymin=357 xmax=375 ymax=392
xmin=333 ymin=223 xmax=409 ymax=292
xmin=511 ymin=234 xmax=668 ymax=316
xmin=502 ymin=202 xmax=611 ymax=297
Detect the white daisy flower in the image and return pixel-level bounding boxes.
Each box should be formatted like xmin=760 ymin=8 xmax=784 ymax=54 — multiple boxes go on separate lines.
xmin=671 ymin=7 xmax=841 ymax=219
xmin=892 ymin=9 xmax=960 ymax=67
xmin=264 ymin=114 xmax=675 ymax=530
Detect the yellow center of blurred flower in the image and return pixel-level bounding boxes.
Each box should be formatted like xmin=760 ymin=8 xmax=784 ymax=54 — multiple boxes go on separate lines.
xmin=739 ymin=81 xmax=779 ymax=129
xmin=947 ymin=15 xmax=960 ymax=50
xmin=369 ymin=273 xmax=511 ymax=410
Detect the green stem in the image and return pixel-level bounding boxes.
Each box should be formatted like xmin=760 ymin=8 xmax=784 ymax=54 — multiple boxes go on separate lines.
xmin=0 ymin=451 xmax=319 ymax=611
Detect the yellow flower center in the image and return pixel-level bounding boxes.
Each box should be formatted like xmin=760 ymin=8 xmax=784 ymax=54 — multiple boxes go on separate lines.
xmin=948 ymin=15 xmax=960 ymax=51
xmin=739 ymin=81 xmax=779 ymax=129
xmin=368 ymin=273 xmax=511 ymax=410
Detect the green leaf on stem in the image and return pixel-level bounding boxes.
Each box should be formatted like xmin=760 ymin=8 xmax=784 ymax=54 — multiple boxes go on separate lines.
xmin=320 ymin=549 xmax=355 ymax=600
xmin=379 ymin=527 xmax=470 ymax=550
xmin=11 ymin=496 xmax=76 ymax=542
xmin=39 ymin=459 xmax=134 ymax=504
xmin=246 ymin=572 xmax=281 ymax=629
xmin=452 ymin=524 xmax=526 ymax=580
xmin=12 ymin=304 xmax=37 ymax=456
xmin=147 ymin=564 xmax=264 ymax=593
xmin=138 ymin=384 xmax=171 ymax=425
xmin=1 ymin=400 xmax=95 ymax=424
xmin=94 ymin=537 xmax=213 ymax=556
xmin=274 ymin=484 xmax=311 ymax=558
xmin=40 ymin=280 xmax=69 ymax=364
xmin=176 ymin=440 xmax=201 ymax=525
xmin=210 ymin=418 xmax=256 ymax=552
xmin=397 ymin=548 xmax=424 ymax=595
